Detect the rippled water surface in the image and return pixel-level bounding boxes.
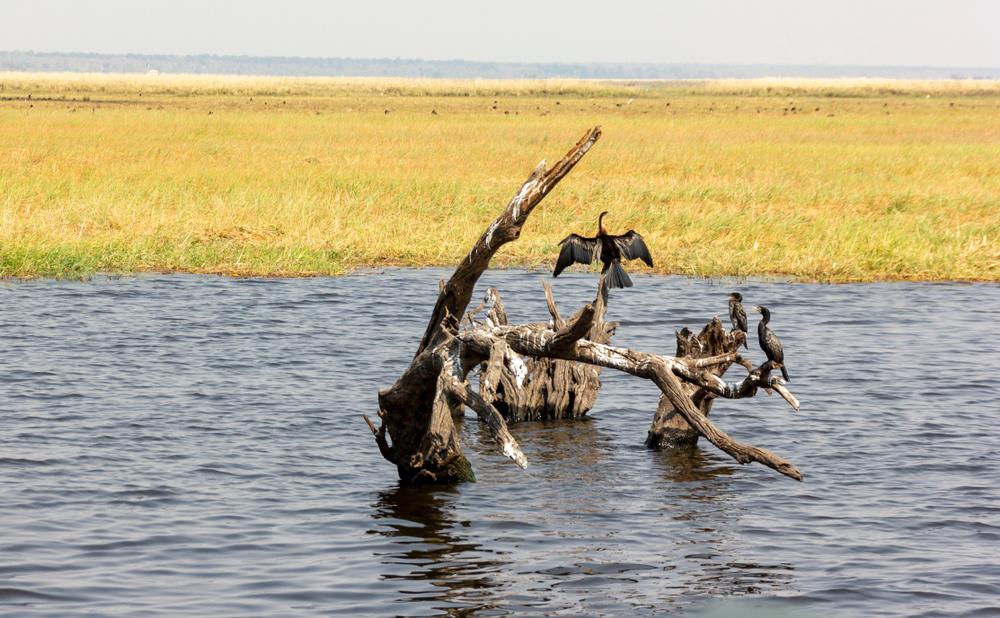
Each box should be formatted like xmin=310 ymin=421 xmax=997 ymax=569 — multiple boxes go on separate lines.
xmin=2 ymin=269 xmax=999 ymax=617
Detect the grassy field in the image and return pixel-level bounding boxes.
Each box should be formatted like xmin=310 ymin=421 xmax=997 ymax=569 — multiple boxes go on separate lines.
xmin=2 ymin=73 xmax=998 ymax=281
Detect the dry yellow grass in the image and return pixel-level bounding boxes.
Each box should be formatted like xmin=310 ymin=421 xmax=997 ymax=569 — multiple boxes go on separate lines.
xmin=1 ymin=73 xmax=998 ymax=280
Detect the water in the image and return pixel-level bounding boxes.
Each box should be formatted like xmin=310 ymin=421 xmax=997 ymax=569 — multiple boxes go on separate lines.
xmin=2 ymin=269 xmax=998 ymax=617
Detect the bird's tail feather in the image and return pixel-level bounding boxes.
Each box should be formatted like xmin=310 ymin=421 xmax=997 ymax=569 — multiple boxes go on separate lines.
xmin=780 ymin=365 xmax=790 ymax=382
xmin=606 ymin=260 xmax=633 ymax=289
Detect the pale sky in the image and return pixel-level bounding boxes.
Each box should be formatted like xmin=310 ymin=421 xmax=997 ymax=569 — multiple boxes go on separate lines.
xmin=4 ymin=0 xmax=999 ymax=67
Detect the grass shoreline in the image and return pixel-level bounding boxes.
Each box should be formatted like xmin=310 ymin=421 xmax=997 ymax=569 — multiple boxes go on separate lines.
xmin=4 ymin=259 xmax=997 ymax=285
xmin=2 ymin=74 xmax=998 ymax=282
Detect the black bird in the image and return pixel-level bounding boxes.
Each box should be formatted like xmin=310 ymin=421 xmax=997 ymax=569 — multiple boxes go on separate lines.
xmin=728 ymin=292 xmax=748 ymax=349
xmin=753 ymin=305 xmax=790 ymax=382
xmin=553 ymin=211 xmax=653 ymax=289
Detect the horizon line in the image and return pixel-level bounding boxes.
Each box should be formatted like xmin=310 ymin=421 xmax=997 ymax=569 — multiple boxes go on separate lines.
xmin=4 ymin=49 xmax=999 ymax=72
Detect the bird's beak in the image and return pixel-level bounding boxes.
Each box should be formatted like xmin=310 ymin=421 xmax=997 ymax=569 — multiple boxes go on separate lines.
xmin=752 ymin=305 xmax=762 ymax=313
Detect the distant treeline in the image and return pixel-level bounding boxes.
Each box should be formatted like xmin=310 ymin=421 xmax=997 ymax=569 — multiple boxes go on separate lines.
xmin=2 ymin=50 xmax=998 ymax=80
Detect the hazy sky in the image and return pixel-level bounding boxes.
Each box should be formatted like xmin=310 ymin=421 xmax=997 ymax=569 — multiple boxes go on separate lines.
xmin=4 ymin=0 xmax=999 ymax=67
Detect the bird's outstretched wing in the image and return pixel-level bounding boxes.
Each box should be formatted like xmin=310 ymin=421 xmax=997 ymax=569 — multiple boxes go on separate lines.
xmin=613 ymin=231 xmax=654 ymax=267
xmin=553 ymin=234 xmax=599 ymax=277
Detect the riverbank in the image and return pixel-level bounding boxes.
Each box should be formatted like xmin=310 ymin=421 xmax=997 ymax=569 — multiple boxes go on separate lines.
xmin=2 ymin=74 xmax=997 ymax=281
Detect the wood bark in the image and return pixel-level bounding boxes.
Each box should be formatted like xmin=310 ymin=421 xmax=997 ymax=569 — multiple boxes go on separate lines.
xmin=413 ymin=127 xmax=604 ymax=358
xmin=646 ymin=319 xmax=745 ymax=448
xmin=455 ymin=291 xmax=802 ymax=481
xmin=464 ymin=283 xmax=615 ymax=422
xmin=367 ymin=127 xmax=603 ymax=484
xmin=366 ymin=127 xmax=804 ymax=484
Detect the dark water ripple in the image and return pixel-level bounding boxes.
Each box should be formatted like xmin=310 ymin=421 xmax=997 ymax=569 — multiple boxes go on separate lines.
xmin=1 ymin=269 xmax=999 ymax=617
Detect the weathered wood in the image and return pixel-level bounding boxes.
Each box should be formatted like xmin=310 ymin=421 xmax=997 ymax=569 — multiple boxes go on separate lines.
xmin=374 ymin=342 xmax=473 ymax=484
xmin=468 ymin=280 xmax=611 ymax=422
xmin=415 ymin=127 xmax=603 ymax=357
xmin=645 ymin=317 xmax=799 ymax=450
xmin=459 ymin=321 xmax=802 ymax=481
xmin=646 ymin=318 xmax=744 ymax=448
xmin=543 ymin=282 xmax=564 ymax=327
xmin=372 ymin=128 xmax=602 ymax=484
xmin=441 ymin=374 xmax=528 ymax=469
xmin=368 ymin=127 xmax=803 ymax=485
xmin=549 ymin=305 xmax=594 ymax=350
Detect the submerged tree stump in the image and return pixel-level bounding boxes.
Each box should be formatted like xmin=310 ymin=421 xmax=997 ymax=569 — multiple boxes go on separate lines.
xmin=464 ymin=284 xmax=615 ymax=422
xmin=646 ymin=318 xmax=745 ymax=447
xmin=644 ymin=319 xmax=799 ymax=450
xmin=365 ymin=127 xmax=803 ymax=484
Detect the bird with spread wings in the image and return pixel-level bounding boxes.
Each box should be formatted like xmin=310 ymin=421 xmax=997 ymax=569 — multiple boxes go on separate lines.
xmin=553 ymin=211 xmax=653 ymax=289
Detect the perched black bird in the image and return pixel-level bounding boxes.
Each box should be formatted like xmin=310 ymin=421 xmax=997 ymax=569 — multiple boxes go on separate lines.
xmin=753 ymin=305 xmax=790 ymax=382
xmin=553 ymin=211 xmax=653 ymax=289
xmin=728 ymin=292 xmax=748 ymax=349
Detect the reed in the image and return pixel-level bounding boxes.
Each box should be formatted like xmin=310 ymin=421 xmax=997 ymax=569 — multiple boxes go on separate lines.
xmin=2 ymin=73 xmax=998 ymax=280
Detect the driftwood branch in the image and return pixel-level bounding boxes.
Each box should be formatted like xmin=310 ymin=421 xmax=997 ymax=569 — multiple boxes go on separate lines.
xmin=671 ymin=359 xmax=800 ymax=411
xmin=469 ymin=278 xmax=610 ymax=423
xmin=441 ymin=374 xmax=528 ymax=469
xmin=772 ymin=382 xmax=800 ymax=411
xmin=543 ymin=282 xmax=565 ymax=327
xmin=363 ymin=411 xmax=396 ymax=463
xmin=548 ymin=302 xmax=596 ymax=351
xmin=684 ymin=352 xmax=739 ymax=368
xmin=372 ymin=128 xmax=602 ymax=483
xmin=371 ymin=127 xmax=804 ymax=485
xmin=459 ymin=320 xmax=803 ymax=481
xmin=415 ymin=127 xmax=602 ymax=357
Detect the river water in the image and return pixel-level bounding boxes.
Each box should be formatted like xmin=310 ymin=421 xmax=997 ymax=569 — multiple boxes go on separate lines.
xmin=1 ymin=269 xmax=998 ymax=617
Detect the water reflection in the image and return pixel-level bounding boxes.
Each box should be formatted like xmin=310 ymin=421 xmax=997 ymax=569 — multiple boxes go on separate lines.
xmin=655 ymin=446 xmax=736 ymax=484
xmin=651 ymin=447 xmax=796 ymax=601
xmin=515 ymin=417 xmax=611 ymax=466
xmin=513 ymin=418 xmax=617 ymax=519
xmin=368 ymin=485 xmax=506 ymax=616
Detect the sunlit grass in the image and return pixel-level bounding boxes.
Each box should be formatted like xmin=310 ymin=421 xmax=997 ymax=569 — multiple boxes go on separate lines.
xmin=2 ymin=74 xmax=998 ymax=280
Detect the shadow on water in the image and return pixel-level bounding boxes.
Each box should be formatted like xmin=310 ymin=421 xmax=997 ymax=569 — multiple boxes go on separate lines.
xmin=368 ymin=485 xmax=507 ymax=616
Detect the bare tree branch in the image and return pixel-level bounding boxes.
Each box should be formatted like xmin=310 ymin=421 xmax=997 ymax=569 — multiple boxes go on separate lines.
xmin=370 ymin=129 xmax=604 ymax=483
xmin=542 ymin=281 xmax=565 ymax=327
xmin=548 ymin=303 xmax=596 ymax=351
xmin=683 ymin=352 xmax=740 ymax=368
xmin=371 ymin=127 xmax=803 ymax=485
xmin=460 ymin=326 xmax=803 ymax=481
xmin=669 ymin=359 xmax=800 ymax=412
xmin=441 ymin=374 xmax=528 ymax=469
xmin=415 ymin=127 xmax=602 ymax=357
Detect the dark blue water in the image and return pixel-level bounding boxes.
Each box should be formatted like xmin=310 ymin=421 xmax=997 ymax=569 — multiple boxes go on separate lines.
xmin=2 ymin=269 xmax=998 ymax=617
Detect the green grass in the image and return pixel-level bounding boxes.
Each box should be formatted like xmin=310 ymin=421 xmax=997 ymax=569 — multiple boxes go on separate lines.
xmin=2 ymin=73 xmax=998 ymax=281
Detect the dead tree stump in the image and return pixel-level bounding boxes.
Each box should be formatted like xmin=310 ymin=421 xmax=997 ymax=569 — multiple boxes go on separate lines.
xmin=646 ymin=318 xmax=746 ymax=447
xmin=365 ymin=127 xmax=804 ymax=484
xmin=465 ymin=284 xmax=616 ymax=422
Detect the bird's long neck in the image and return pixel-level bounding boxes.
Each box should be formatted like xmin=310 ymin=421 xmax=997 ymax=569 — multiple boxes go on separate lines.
xmin=760 ymin=310 xmax=770 ymax=325
xmin=597 ymin=212 xmax=607 ymax=236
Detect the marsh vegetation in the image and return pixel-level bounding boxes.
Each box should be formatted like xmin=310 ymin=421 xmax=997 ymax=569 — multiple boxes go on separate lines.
xmin=2 ymin=73 xmax=997 ymax=280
